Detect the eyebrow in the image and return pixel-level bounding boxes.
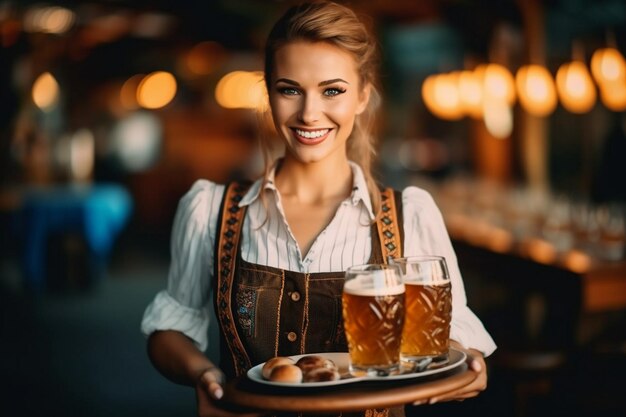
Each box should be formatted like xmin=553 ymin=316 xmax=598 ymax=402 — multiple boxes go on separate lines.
xmin=275 ymin=78 xmax=349 ymax=86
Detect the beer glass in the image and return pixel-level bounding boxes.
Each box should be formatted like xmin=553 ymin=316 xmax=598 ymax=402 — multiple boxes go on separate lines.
xmin=342 ymin=264 xmax=405 ymax=376
xmin=392 ymin=256 xmax=452 ymax=367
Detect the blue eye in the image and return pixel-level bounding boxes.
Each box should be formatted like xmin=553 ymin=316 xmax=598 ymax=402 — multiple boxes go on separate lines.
xmin=324 ymin=87 xmax=346 ymax=97
xmin=278 ymin=87 xmax=299 ymax=96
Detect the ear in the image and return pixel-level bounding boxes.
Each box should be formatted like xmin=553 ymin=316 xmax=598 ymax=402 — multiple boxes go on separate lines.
xmin=355 ymin=83 xmax=372 ymax=115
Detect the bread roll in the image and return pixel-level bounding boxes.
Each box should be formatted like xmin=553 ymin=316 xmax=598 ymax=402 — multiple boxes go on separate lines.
xmin=262 ymin=356 xmax=294 ymax=380
xmin=302 ymin=366 xmax=340 ymax=383
xmin=269 ymin=364 xmax=303 ymax=383
xmin=295 ymin=355 xmax=337 ymax=373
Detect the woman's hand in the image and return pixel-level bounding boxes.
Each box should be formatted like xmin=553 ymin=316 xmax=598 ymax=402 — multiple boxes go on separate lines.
xmin=195 ymin=367 xmax=261 ymax=417
xmin=413 ymin=340 xmax=488 ymax=406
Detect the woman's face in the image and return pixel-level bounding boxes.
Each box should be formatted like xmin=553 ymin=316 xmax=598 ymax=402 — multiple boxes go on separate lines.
xmin=268 ymin=41 xmax=370 ymax=165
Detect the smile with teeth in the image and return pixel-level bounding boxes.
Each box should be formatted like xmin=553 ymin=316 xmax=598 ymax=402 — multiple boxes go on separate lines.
xmin=294 ymin=128 xmax=329 ymax=139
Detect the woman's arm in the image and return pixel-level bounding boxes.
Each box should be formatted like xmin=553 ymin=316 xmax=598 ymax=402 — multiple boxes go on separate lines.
xmin=147 ymin=330 xmax=217 ymax=387
xmin=148 ymin=330 xmax=260 ymax=417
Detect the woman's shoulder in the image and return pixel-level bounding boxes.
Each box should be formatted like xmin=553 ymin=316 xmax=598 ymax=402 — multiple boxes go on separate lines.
xmin=175 ymin=179 xmax=227 ymax=229
xmin=181 ymin=179 xmax=226 ymax=205
xmin=400 ymin=185 xmax=438 ymax=210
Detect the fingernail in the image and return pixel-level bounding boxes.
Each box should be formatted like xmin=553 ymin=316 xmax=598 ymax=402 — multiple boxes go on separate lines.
xmin=429 ymin=398 xmax=438 ymax=405
xmin=213 ymin=387 xmax=223 ymax=400
xmin=413 ymin=399 xmax=427 ymax=406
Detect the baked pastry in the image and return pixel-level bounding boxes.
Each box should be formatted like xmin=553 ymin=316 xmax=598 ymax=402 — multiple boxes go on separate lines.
xmin=269 ymin=364 xmax=303 ymax=383
xmin=302 ymin=366 xmax=340 ymax=382
xmin=261 ymin=356 xmax=294 ymax=380
xmin=295 ymin=355 xmax=337 ymax=373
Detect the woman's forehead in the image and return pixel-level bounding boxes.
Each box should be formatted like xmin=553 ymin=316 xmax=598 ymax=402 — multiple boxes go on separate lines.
xmin=271 ymin=41 xmax=359 ymax=82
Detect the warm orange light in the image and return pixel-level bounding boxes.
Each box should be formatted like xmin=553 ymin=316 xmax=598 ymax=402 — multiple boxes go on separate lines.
xmin=515 ymin=65 xmax=557 ymax=116
xmin=591 ymin=47 xmax=626 ymax=86
xmin=483 ymin=98 xmax=513 ymax=139
xmin=562 ymin=249 xmax=592 ymax=273
xmin=482 ymin=64 xmax=516 ymax=105
xmin=32 ymin=72 xmax=60 ymax=111
xmin=215 ymin=71 xmax=268 ymax=110
xmin=120 ymin=74 xmax=144 ymax=110
xmin=556 ymin=61 xmax=597 ymax=113
xmin=186 ymin=41 xmax=225 ymax=75
xmin=137 ymin=71 xmax=177 ymax=109
xmin=24 ymin=6 xmax=75 ymax=34
xmin=70 ymin=129 xmax=95 ymax=182
xmin=599 ymin=79 xmax=626 ymax=111
xmin=457 ymin=70 xmax=483 ymax=119
xmin=421 ymin=73 xmax=464 ymax=120
xmin=525 ymin=238 xmax=557 ymax=265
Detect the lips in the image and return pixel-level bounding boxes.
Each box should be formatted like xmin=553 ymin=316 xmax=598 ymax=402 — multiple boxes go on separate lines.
xmin=291 ymin=128 xmax=331 ymax=145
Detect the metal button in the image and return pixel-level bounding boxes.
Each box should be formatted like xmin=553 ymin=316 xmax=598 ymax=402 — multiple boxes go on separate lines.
xmin=287 ymin=331 xmax=298 ymax=342
xmin=291 ymin=291 xmax=301 ymax=302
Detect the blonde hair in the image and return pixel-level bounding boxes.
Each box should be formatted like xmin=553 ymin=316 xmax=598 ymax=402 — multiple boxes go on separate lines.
xmin=261 ymin=0 xmax=382 ymax=213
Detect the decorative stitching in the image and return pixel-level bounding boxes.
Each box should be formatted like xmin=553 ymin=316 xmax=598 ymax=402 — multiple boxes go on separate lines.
xmin=301 ymin=273 xmax=310 ymax=354
xmin=216 ymin=182 xmax=252 ymax=376
xmin=377 ymin=188 xmax=402 ymax=263
xmin=274 ymin=269 xmax=285 ymax=357
xmin=235 ymin=287 xmax=256 ymax=337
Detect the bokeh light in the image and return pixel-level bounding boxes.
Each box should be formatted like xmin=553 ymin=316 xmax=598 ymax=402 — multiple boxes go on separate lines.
xmin=457 ymin=70 xmax=483 ymax=119
xmin=516 ymin=65 xmax=557 ymax=117
xmin=421 ymin=73 xmax=464 ymax=120
xmin=556 ymin=61 xmax=597 ymax=113
xmin=136 ymin=71 xmax=177 ymax=109
xmin=32 ymin=72 xmax=60 ymax=111
xmin=481 ymin=64 xmax=516 ymax=106
xmin=215 ymin=71 xmax=267 ymax=110
xmin=120 ymin=74 xmax=144 ymax=110
xmin=591 ymin=47 xmax=626 ymax=86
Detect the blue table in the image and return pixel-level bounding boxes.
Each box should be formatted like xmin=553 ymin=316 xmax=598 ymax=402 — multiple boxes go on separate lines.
xmin=12 ymin=184 xmax=133 ymax=290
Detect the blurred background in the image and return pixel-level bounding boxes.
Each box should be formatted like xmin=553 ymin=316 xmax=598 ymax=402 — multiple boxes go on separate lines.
xmin=1 ymin=0 xmax=625 ymax=416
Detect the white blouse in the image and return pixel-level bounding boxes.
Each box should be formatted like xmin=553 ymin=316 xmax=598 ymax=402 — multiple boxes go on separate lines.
xmin=141 ymin=162 xmax=497 ymax=357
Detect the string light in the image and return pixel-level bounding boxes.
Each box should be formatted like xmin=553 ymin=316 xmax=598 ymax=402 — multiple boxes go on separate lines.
xmin=516 ymin=64 xmax=557 ymax=116
xmin=556 ymin=61 xmax=597 ymax=114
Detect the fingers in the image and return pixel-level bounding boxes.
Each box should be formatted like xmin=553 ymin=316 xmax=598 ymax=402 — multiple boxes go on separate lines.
xmin=468 ymin=355 xmax=483 ymax=373
xmin=198 ymin=367 xmax=225 ymax=400
xmin=420 ymin=349 xmax=487 ymax=405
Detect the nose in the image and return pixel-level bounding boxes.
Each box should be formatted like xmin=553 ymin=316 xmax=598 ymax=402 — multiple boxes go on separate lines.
xmin=298 ymin=94 xmax=320 ymax=124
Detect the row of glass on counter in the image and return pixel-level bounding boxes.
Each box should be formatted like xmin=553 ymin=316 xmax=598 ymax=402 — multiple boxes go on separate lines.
xmin=416 ymin=176 xmax=625 ymax=272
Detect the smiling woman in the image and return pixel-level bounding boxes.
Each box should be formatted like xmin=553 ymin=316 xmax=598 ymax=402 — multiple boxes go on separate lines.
xmin=141 ymin=2 xmax=496 ymax=417
xmin=268 ymin=41 xmax=370 ymax=166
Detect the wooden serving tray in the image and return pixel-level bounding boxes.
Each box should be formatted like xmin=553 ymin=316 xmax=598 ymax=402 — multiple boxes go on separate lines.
xmin=220 ymin=362 xmax=476 ymax=413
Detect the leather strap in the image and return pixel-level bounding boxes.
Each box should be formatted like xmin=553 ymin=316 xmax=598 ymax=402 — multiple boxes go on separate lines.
xmin=376 ymin=188 xmax=403 ymax=263
xmin=215 ymin=181 xmax=252 ymax=376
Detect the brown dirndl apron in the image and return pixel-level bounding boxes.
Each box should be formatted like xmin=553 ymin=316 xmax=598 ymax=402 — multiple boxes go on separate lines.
xmin=213 ymin=182 xmax=404 ymax=417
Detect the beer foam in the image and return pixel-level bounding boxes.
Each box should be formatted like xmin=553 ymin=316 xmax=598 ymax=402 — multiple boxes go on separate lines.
xmin=404 ymin=279 xmax=450 ymax=286
xmin=343 ymin=278 xmax=405 ymax=296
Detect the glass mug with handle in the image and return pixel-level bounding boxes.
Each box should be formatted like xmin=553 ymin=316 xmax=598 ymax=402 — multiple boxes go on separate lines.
xmin=342 ymin=263 xmax=405 ymax=376
xmin=391 ymin=256 xmax=452 ymax=369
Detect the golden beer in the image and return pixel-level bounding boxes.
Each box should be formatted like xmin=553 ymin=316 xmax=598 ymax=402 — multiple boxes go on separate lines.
xmin=392 ymin=256 xmax=452 ymax=365
xmin=401 ymin=280 xmax=452 ymax=361
xmin=342 ymin=265 xmax=405 ymax=376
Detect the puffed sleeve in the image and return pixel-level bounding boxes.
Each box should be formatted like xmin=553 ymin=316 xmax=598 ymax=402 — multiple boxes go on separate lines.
xmin=402 ymin=186 xmax=497 ymax=356
xmin=140 ymin=180 xmax=225 ymax=352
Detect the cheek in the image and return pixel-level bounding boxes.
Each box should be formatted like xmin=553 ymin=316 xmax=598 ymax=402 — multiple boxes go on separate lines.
xmin=270 ymin=99 xmax=293 ymax=126
xmin=329 ymin=101 xmax=359 ymax=126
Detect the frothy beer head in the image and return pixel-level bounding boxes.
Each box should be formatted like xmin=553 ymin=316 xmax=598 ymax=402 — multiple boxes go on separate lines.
xmin=393 ymin=255 xmax=450 ymax=285
xmin=343 ymin=272 xmax=405 ymax=296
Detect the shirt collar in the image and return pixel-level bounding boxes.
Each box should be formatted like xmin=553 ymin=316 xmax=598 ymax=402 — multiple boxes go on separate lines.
xmin=239 ymin=160 xmax=375 ymax=220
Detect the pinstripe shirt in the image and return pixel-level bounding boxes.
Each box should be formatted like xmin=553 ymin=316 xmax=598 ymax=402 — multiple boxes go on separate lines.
xmin=141 ymin=162 xmax=497 ymax=357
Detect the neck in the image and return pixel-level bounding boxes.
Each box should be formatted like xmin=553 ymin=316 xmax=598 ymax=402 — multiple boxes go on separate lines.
xmin=275 ymin=156 xmax=353 ymax=204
